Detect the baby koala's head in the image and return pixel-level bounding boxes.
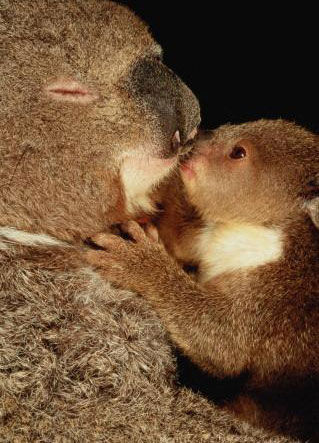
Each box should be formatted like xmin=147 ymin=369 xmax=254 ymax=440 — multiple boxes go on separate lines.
xmin=180 ymin=120 xmax=319 ymax=226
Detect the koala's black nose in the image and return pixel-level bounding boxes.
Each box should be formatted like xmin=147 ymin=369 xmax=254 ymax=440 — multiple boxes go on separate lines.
xmin=130 ymin=58 xmax=201 ymax=155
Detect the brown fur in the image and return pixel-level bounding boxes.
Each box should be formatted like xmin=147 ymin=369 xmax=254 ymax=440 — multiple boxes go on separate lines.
xmin=87 ymin=120 xmax=319 ymax=441
xmin=0 ymin=1 xmax=288 ymax=441
xmin=1 ymin=241 xmax=294 ymax=442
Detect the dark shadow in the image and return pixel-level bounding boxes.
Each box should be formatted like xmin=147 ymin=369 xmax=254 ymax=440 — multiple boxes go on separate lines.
xmin=174 ymin=348 xmax=249 ymax=404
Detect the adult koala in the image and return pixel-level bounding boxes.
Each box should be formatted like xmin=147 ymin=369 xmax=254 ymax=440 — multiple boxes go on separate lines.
xmin=0 ymin=1 xmax=293 ymax=442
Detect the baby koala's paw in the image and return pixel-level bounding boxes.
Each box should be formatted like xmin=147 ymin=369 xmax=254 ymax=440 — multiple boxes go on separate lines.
xmin=84 ymin=221 xmax=171 ymax=293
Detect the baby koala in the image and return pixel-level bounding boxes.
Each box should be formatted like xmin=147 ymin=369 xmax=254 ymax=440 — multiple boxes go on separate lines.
xmin=86 ymin=120 xmax=319 ymax=441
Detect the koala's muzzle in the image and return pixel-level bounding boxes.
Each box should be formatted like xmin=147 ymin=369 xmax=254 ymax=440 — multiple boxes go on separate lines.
xmin=130 ymin=58 xmax=200 ymax=156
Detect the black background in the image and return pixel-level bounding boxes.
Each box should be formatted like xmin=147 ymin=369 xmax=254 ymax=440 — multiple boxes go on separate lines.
xmin=120 ymin=2 xmax=318 ymax=133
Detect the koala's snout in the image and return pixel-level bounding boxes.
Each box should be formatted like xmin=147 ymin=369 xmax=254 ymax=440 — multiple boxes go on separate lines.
xmin=130 ymin=58 xmax=200 ymax=157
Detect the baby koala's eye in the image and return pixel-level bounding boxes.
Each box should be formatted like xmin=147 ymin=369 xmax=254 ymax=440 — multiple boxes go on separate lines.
xmin=229 ymin=146 xmax=247 ymax=160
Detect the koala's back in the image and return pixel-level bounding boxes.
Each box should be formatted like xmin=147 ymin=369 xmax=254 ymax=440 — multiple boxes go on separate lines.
xmin=0 ymin=234 xmax=170 ymax=440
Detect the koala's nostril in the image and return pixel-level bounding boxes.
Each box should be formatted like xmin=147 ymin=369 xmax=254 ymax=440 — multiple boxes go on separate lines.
xmin=177 ymin=127 xmax=199 ymax=155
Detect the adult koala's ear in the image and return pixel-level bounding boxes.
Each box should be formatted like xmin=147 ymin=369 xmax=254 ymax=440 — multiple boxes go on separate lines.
xmin=304 ymin=174 xmax=319 ymax=229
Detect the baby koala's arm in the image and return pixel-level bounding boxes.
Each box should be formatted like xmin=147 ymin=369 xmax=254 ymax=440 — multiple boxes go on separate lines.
xmin=85 ymin=221 xmax=253 ymax=377
xmin=86 ymin=221 xmax=300 ymax=381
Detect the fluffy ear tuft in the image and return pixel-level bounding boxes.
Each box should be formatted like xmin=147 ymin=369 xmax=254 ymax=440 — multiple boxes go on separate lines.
xmin=44 ymin=77 xmax=99 ymax=104
xmin=304 ymin=197 xmax=319 ymax=229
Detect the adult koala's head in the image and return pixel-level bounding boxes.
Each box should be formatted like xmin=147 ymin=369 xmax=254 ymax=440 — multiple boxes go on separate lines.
xmin=0 ymin=0 xmax=200 ymax=241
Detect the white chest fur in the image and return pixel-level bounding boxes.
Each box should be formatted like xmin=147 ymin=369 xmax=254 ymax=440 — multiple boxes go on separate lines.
xmin=194 ymin=223 xmax=284 ymax=283
xmin=120 ymin=154 xmax=176 ymax=215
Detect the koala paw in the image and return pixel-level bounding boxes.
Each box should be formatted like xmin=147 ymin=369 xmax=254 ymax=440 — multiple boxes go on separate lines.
xmin=84 ymin=221 xmax=170 ymax=293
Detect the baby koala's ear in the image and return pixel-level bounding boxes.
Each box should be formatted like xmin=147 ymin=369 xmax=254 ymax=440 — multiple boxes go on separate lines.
xmin=304 ymin=174 xmax=319 ymax=229
xmin=44 ymin=77 xmax=99 ymax=104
